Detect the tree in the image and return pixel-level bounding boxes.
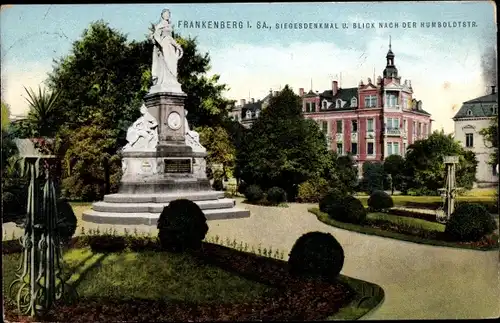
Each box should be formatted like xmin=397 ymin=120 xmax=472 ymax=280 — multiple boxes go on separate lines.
xmin=479 ymin=116 xmax=498 ymax=166
xmin=197 ymin=125 xmax=236 ymax=179
xmin=404 ymin=130 xmax=478 ymax=195
xmin=23 ymin=86 xmax=63 ymax=138
xmin=236 ymin=86 xmax=329 ymax=200
xmin=383 ymin=154 xmax=405 ymax=195
xmin=320 ymin=151 xmax=358 ymax=194
xmin=361 ymin=161 xmax=385 ymax=194
xmin=60 ymin=122 xmax=121 ymax=201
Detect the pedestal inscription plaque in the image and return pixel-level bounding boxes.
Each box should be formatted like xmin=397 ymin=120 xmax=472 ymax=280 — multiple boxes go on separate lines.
xmin=164 ymin=158 xmax=192 ymax=173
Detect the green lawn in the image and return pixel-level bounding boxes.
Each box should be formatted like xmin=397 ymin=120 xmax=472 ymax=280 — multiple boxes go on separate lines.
xmin=3 ymin=248 xmax=274 ymax=304
xmin=368 ymin=212 xmax=445 ymax=232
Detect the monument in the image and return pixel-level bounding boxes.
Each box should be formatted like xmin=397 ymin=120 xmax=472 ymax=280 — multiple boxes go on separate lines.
xmin=83 ymin=9 xmax=250 ymax=225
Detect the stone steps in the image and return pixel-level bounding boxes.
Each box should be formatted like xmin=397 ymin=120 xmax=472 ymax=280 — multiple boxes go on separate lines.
xmin=92 ymin=198 xmax=235 ymax=213
xmin=103 ymin=191 xmax=225 ymax=203
xmin=82 ymin=207 xmax=250 ymax=226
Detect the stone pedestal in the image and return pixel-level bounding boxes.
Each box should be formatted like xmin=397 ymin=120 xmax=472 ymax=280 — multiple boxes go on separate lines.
xmin=82 ymin=91 xmax=250 ymax=225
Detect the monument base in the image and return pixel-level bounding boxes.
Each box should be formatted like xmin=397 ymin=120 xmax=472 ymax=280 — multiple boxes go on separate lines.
xmin=82 ymin=191 xmax=249 ymax=225
xmin=82 ymin=141 xmax=250 ymax=226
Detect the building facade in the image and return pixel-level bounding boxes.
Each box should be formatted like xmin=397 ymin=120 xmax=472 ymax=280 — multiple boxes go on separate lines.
xmin=229 ymin=90 xmax=277 ymax=128
xmin=301 ymin=42 xmax=433 ymax=174
xmin=452 ymin=86 xmax=498 ymax=187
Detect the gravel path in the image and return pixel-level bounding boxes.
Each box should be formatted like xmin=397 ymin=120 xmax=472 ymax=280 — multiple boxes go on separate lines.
xmin=3 ymin=198 xmax=499 ymax=320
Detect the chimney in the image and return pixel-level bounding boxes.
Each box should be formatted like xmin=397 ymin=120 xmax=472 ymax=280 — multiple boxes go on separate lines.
xmin=251 ymin=98 xmax=255 ymax=103
xmin=491 ymin=85 xmax=496 ymax=94
xmin=274 ymin=91 xmax=279 ymax=97
xmin=240 ymin=99 xmax=246 ymax=106
xmin=299 ymin=88 xmax=304 ymax=96
xmin=332 ymin=81 xmax=338 ymax=96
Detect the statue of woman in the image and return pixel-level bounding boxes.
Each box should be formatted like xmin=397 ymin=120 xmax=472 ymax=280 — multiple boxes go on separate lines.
xmin=150 ymin=9 xmax=184 ymax=93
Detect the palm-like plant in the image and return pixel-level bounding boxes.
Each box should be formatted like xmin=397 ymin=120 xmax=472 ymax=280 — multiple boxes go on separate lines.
xmin=23 ymin=86 xmax=61 ymax=138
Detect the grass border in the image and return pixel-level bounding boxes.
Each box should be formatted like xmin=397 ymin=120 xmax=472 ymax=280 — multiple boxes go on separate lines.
xmin=327 ymin=275 xmax=385 ymax=320
xmin=309 ymin=208 xmax=499 ymax=251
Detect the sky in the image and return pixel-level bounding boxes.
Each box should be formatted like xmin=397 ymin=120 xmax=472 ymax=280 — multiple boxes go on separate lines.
xmin=1 ymin=2 xmax=497 ymax=133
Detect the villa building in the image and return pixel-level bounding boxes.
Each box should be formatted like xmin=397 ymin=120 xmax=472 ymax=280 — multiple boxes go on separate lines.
xmin=229 ymin=91 xmax=277 ymax=128
xmin=301 ymin=41 xmax=433 ymax=174
xmin=452 ymin=86 xmax=498 ymax=187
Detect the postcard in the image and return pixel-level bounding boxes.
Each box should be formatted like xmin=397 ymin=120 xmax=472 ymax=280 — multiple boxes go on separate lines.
xmin=1 ymin=2 xmax=498 ymax=322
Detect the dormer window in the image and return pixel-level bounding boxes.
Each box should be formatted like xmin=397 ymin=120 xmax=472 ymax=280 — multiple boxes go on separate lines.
xmin=336 ymin=99 xmax=342 ymax=108
xmin=255 ymin=110 xmax=260 ymax=118
xmin=466 ymin=109 xmax=472 ymax=116
xmin=246 ymin=110 xmax=252 ymax=119
xmin=322 ymin=100 xmax=328 ymax=110
xmin=351 ymin=97 xmax=357 ymax=108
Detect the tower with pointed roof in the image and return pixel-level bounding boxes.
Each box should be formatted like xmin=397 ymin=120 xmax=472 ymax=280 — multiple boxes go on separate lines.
xmin=383 ymin=36 xmax=398 ymax=79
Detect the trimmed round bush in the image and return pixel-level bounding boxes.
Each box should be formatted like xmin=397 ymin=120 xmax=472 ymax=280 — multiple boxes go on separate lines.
xmin=157 ymin=199 xmax=209 ymax=252
xmin=331 ymin=196 xmax=367 ymax=224
xmin=244 ymin=184 xmax=264 ymax=203
xmin=319 ymin=189 xmax=348 ymax=215
xmin=267 ymin=186 xmax=287 ymax=205
xmin=367 ymin=190 xmax=394 ymax=211
xmin=288 ymin=231 xmax=345 ymax=281
xmin=445 ymin=203 xmax=497 ymax=242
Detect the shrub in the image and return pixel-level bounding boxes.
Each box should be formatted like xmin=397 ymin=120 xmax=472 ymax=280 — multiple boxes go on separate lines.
xmin=297 ymin=178 xmax=330 ymax=203
xmin=368 ymin=190 xmax=394 ymax=211
xmin=318 ymin=189 xmax=348 ymax=215
xmin=57 ymin=199 xmax=78 ymax=242
xmin=445 ymin=203 xmax=497 ymax=242
xmin=237 ymin=180 xmax=248 ymax=195
xmin=157 ymin=199 xmax=209 ymax=252
xmin=212 ymin=178 xmax=224 ymax=191
xmin=267 ymin=186 xmax=287 ymax=205
xmin=331 ymin=196 xmax=367 ymax=224
xmin=244 ymin=185 xmax=264 ymax=203
xmin=288 ymin=231 xmax=345 ymax=282
xmin=89 ymin=235 xmax=127 ymax=253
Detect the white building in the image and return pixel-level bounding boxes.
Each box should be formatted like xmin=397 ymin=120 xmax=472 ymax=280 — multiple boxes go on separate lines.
xmin=452 ymin=86 xmax=498 ymax=187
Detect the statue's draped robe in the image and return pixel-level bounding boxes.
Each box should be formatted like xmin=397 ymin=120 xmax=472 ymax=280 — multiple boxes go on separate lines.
xmin=151 ymin=23 xmax=180 ymax=87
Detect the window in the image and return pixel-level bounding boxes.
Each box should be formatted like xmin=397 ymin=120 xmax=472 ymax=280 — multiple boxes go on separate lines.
xmin=367 ymin=142 xmax=374 ymax=155
xmin=492 ymin=106 xmax=498 ymax=115
xmin=246 ymin=110 xmax=252 ymax=119
xmin=418 ymin=123 xmax=422 ymax=136
xmin=351 ymin=97 xmax=358 ymax=107
xmin=336 ymin=99 xmax=343 ymax=108
xmin=336 ymin=120 xmax=343 ymax=133
xmin=465 ymin=133 xmax=474 ymax=147
xmin=367 ymin=119 xmax=374 ymax=132
xmin=386 ymin=92 xmax=398 ymax=107
xmin=393 ymin=142 xmax=400 ymax=155
xmin=305 ymin=102 xmax=316 ymax=112
xmin=387 ymin=142 xmax=399 ymax=155
xmin=321 ymin=121 xmax=328 ymax=135
xmin=364 ymin=95 xmax=377 ymax=108
xmin=402 ymin=94 xmax=408 ymax=110
xmin=403 ymin=119 xmax=407 ymax=132
xmin=466 ymin=109 xmax=472 ymax=116
xmin=351 ymin=120 xmax=358 ymax=132
xmin=322 ymin=101 xmax=328 ymax=109
xmin=351 ymin=142 xmax=358 ymax=154
xmin=336 ymin=142 xmax=343 ymax=154
xmin=386 ymin=118 xmax=399 ymax=129
xmin=413 ymin=121 xmax=416 ymax=136
xmin=423 ymin=124 xmax=427 ymax=137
